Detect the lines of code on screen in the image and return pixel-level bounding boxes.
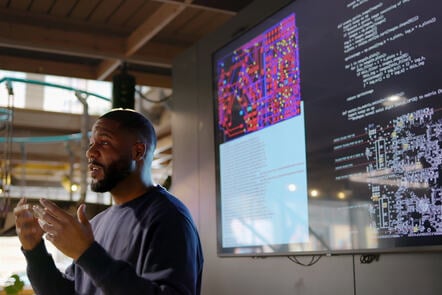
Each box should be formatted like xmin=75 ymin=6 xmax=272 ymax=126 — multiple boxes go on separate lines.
xmin=215 ymin=13 xmax=301 ymax=142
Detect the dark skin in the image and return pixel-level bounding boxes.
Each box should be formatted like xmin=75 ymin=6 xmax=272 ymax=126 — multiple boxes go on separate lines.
xmin=14 ymin=118 xmax=154 ymax=261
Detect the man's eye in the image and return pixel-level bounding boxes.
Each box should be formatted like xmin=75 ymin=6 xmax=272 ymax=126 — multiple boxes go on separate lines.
xmin=88 ymin=141 xmax=109 ymax=148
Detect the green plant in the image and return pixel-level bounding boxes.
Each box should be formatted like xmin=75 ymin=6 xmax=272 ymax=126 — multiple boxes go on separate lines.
xmin=4 ymin=274 xmax=24 ymax=295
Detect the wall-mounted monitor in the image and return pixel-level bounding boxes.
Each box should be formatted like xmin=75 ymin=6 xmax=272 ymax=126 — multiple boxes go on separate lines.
xmin=212 ymin=0 xmax=442 ymax=256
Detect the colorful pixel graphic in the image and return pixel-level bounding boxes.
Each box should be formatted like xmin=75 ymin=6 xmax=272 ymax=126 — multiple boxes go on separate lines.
xmin=215 ymin=13 xmax=301 ymax=142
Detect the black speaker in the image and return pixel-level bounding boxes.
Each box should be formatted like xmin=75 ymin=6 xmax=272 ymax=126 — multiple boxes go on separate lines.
xmin=112 ymin=66 xmax=135 ymax=109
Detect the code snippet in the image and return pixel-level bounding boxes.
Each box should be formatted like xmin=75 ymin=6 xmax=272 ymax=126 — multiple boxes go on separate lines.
xmin=338 ymin=0 xmax=435 ymax=87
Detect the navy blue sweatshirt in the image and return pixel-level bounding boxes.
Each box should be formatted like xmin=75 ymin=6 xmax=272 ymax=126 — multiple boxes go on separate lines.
xmin=23 ymin=186 xmax=204 ymax=295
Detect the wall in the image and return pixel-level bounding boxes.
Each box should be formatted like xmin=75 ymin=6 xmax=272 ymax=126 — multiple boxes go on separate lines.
xmin=171 ymin=0 xmax=442 ymax=294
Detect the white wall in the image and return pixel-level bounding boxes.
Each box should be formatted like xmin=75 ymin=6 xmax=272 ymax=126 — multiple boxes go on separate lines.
xmin=171 ymin=0 xmax=442 ymax=294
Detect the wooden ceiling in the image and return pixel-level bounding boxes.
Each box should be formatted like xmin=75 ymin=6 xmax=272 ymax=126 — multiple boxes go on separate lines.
xmin=0 ymin=0 xmax=259 ymax=234
xmin=0 ymin=0 xmax=255 ymax=207
xmin=0 ymin=0 xmax=254 ymax=88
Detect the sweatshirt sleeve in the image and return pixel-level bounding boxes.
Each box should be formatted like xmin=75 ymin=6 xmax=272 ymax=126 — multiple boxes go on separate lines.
xmin=22 ymin=239 xmax=75 ymax=295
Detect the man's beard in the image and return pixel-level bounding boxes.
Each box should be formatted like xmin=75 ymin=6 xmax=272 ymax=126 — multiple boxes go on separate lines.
xmin=91 ymin=158 xmax=132 ymax=193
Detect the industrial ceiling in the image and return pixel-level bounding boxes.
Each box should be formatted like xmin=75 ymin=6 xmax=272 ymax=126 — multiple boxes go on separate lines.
xmin=0 ymin=0 xmax=253 ymax=87
xmin=0 ymin=0 xmax=255 ymax=234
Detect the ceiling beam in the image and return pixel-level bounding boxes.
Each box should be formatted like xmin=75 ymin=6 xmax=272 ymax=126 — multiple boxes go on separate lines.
xmin=152 ymin=0 xmax=236 ymax=15
xmin=0 ymin=7 xmax=129 ymax=37
xmin=96 ymin=59 xmax=121 ymax=81
xmin=133 ymin=71 xmax=172 ymax=88
xmin=96 ymin=2 xmax=189 ymax=81
xmin=0 ymin=54 xmax=97 ymax=80
xmin=0 ymin=54 xmax=171 ymax=87
xmin=126 ymin=3 xmax=187 ymax=56
xmin=132 ymin=42 xmax=186 ymax=65
xmin=0 ymin=21 xmax=180 ymax=68
xmin=0 ymin=21 xmax=124 ymax=59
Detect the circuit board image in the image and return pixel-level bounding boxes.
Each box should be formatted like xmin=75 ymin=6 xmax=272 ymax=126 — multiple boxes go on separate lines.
xmin=365 ymin=107 xmax=442 ymax=237
xmin=215 ymin=13 xmax=301 ymax=141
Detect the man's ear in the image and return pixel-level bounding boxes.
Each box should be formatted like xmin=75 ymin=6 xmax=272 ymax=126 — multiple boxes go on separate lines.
xmin=133 ymin=142 xmax=147 ymax=161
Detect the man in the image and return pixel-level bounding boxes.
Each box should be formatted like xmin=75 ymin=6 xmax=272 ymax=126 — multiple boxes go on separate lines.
xmin=14 ymin=109 xmax=203 ymax=295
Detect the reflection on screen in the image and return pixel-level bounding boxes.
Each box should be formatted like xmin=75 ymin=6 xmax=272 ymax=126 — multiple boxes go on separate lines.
xmin=219 ymin=107 xmax=308 ymax=249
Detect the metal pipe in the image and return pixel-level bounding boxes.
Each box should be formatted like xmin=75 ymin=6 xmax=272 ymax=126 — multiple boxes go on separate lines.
xmin=75 ymin=92 xmax=89 ymax=204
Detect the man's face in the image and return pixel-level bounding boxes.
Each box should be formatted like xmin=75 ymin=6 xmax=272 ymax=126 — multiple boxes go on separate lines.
xmin=86 ymin=118 xmax=134 ymax=193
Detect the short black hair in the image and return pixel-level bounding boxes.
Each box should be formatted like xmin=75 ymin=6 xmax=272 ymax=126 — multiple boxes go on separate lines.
xmin=99 ymin=109 xmax=157 ymax=153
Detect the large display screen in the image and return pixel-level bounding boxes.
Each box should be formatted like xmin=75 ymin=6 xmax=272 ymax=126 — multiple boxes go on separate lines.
xmin=213 ymin=0 xmax=442 ymax=256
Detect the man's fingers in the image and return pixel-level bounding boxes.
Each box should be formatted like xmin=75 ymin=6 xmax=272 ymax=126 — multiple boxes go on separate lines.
xmin=13 ymin=202 xmax=32 ymax=216
xmin=36 ymin=199 xmax=78 ymax=235
xmin=33 ymin=204 xmax=62 ymax=230
xmin=77 ymin=204 xmax=89 ymax=225
xmin=14 ymin=200 xmax=34 ymax=222
xmin=17 ymin=197 xmax=26 ymax=206
xmin=39 ymin=198 xmax=69 ymax=220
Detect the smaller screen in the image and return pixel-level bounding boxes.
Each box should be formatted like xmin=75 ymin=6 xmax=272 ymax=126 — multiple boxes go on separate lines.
xmin=214 ymin=10 xmax=309 ymax=254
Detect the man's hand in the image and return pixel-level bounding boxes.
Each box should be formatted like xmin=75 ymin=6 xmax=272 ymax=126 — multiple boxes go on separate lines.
xmin=14 ymin=198 xmax=44 ymax=250
xmin=37 ymin=198 xmax=94 ymax=261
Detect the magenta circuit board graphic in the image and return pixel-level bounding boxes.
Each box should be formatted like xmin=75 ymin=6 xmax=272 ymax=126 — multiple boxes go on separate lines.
xmin=215 ymin=13 xmax=301 ymax=142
